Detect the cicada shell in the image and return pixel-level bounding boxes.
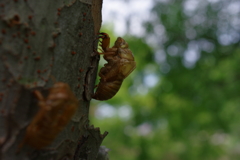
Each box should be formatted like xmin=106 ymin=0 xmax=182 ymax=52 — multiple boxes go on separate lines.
xmin=92 ymin=33 xmax=136 ymax=100
xmin=19 ymin=82 xmax=78 ymax=150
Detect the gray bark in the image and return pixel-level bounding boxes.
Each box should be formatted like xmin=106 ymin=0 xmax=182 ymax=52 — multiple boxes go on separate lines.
xmin=0 ymin=0 xmax=107 ymax=159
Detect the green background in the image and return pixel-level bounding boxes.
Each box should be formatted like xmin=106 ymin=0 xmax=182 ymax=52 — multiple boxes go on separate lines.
xmin=91 ymin=0 xmax=240 ymax=159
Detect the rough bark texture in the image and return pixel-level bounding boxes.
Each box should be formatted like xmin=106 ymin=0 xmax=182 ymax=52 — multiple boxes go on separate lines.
xmin=0 ymin=0 xmax=107 ymax=160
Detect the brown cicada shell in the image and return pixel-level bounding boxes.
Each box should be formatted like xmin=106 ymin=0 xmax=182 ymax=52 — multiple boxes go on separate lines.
xmin=18 ymin=82 xmax=78 ymax=150
xmin=92 ymin=33 xmax=136 ymax=100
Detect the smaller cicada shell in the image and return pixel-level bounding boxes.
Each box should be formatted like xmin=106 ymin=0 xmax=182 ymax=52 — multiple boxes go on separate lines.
xmin=18 ymin=82 xmax=78 ymax=150
xmin=92 ymin=33 xmax=136 ymax=100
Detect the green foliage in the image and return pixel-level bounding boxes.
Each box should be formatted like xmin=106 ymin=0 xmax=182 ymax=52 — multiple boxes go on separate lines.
xmin=91 ymin=0 xmax=240 ymax=159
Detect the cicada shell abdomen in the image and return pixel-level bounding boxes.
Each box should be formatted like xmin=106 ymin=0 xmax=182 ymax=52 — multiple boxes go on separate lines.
xmin=93 ymin=79 xmax=123 ymax=100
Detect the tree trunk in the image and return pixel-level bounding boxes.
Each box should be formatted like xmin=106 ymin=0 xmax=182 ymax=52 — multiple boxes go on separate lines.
xmin=0 ymin=0 xmax=107 ymax=159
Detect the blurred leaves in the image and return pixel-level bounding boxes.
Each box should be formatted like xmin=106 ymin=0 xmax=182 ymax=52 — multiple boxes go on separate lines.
xmin=91 ymin=0 xmax=240 ymax=159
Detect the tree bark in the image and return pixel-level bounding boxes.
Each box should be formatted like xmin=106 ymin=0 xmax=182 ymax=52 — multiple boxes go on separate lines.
xmin=0 ymin=0 xmax=107 ymax=159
